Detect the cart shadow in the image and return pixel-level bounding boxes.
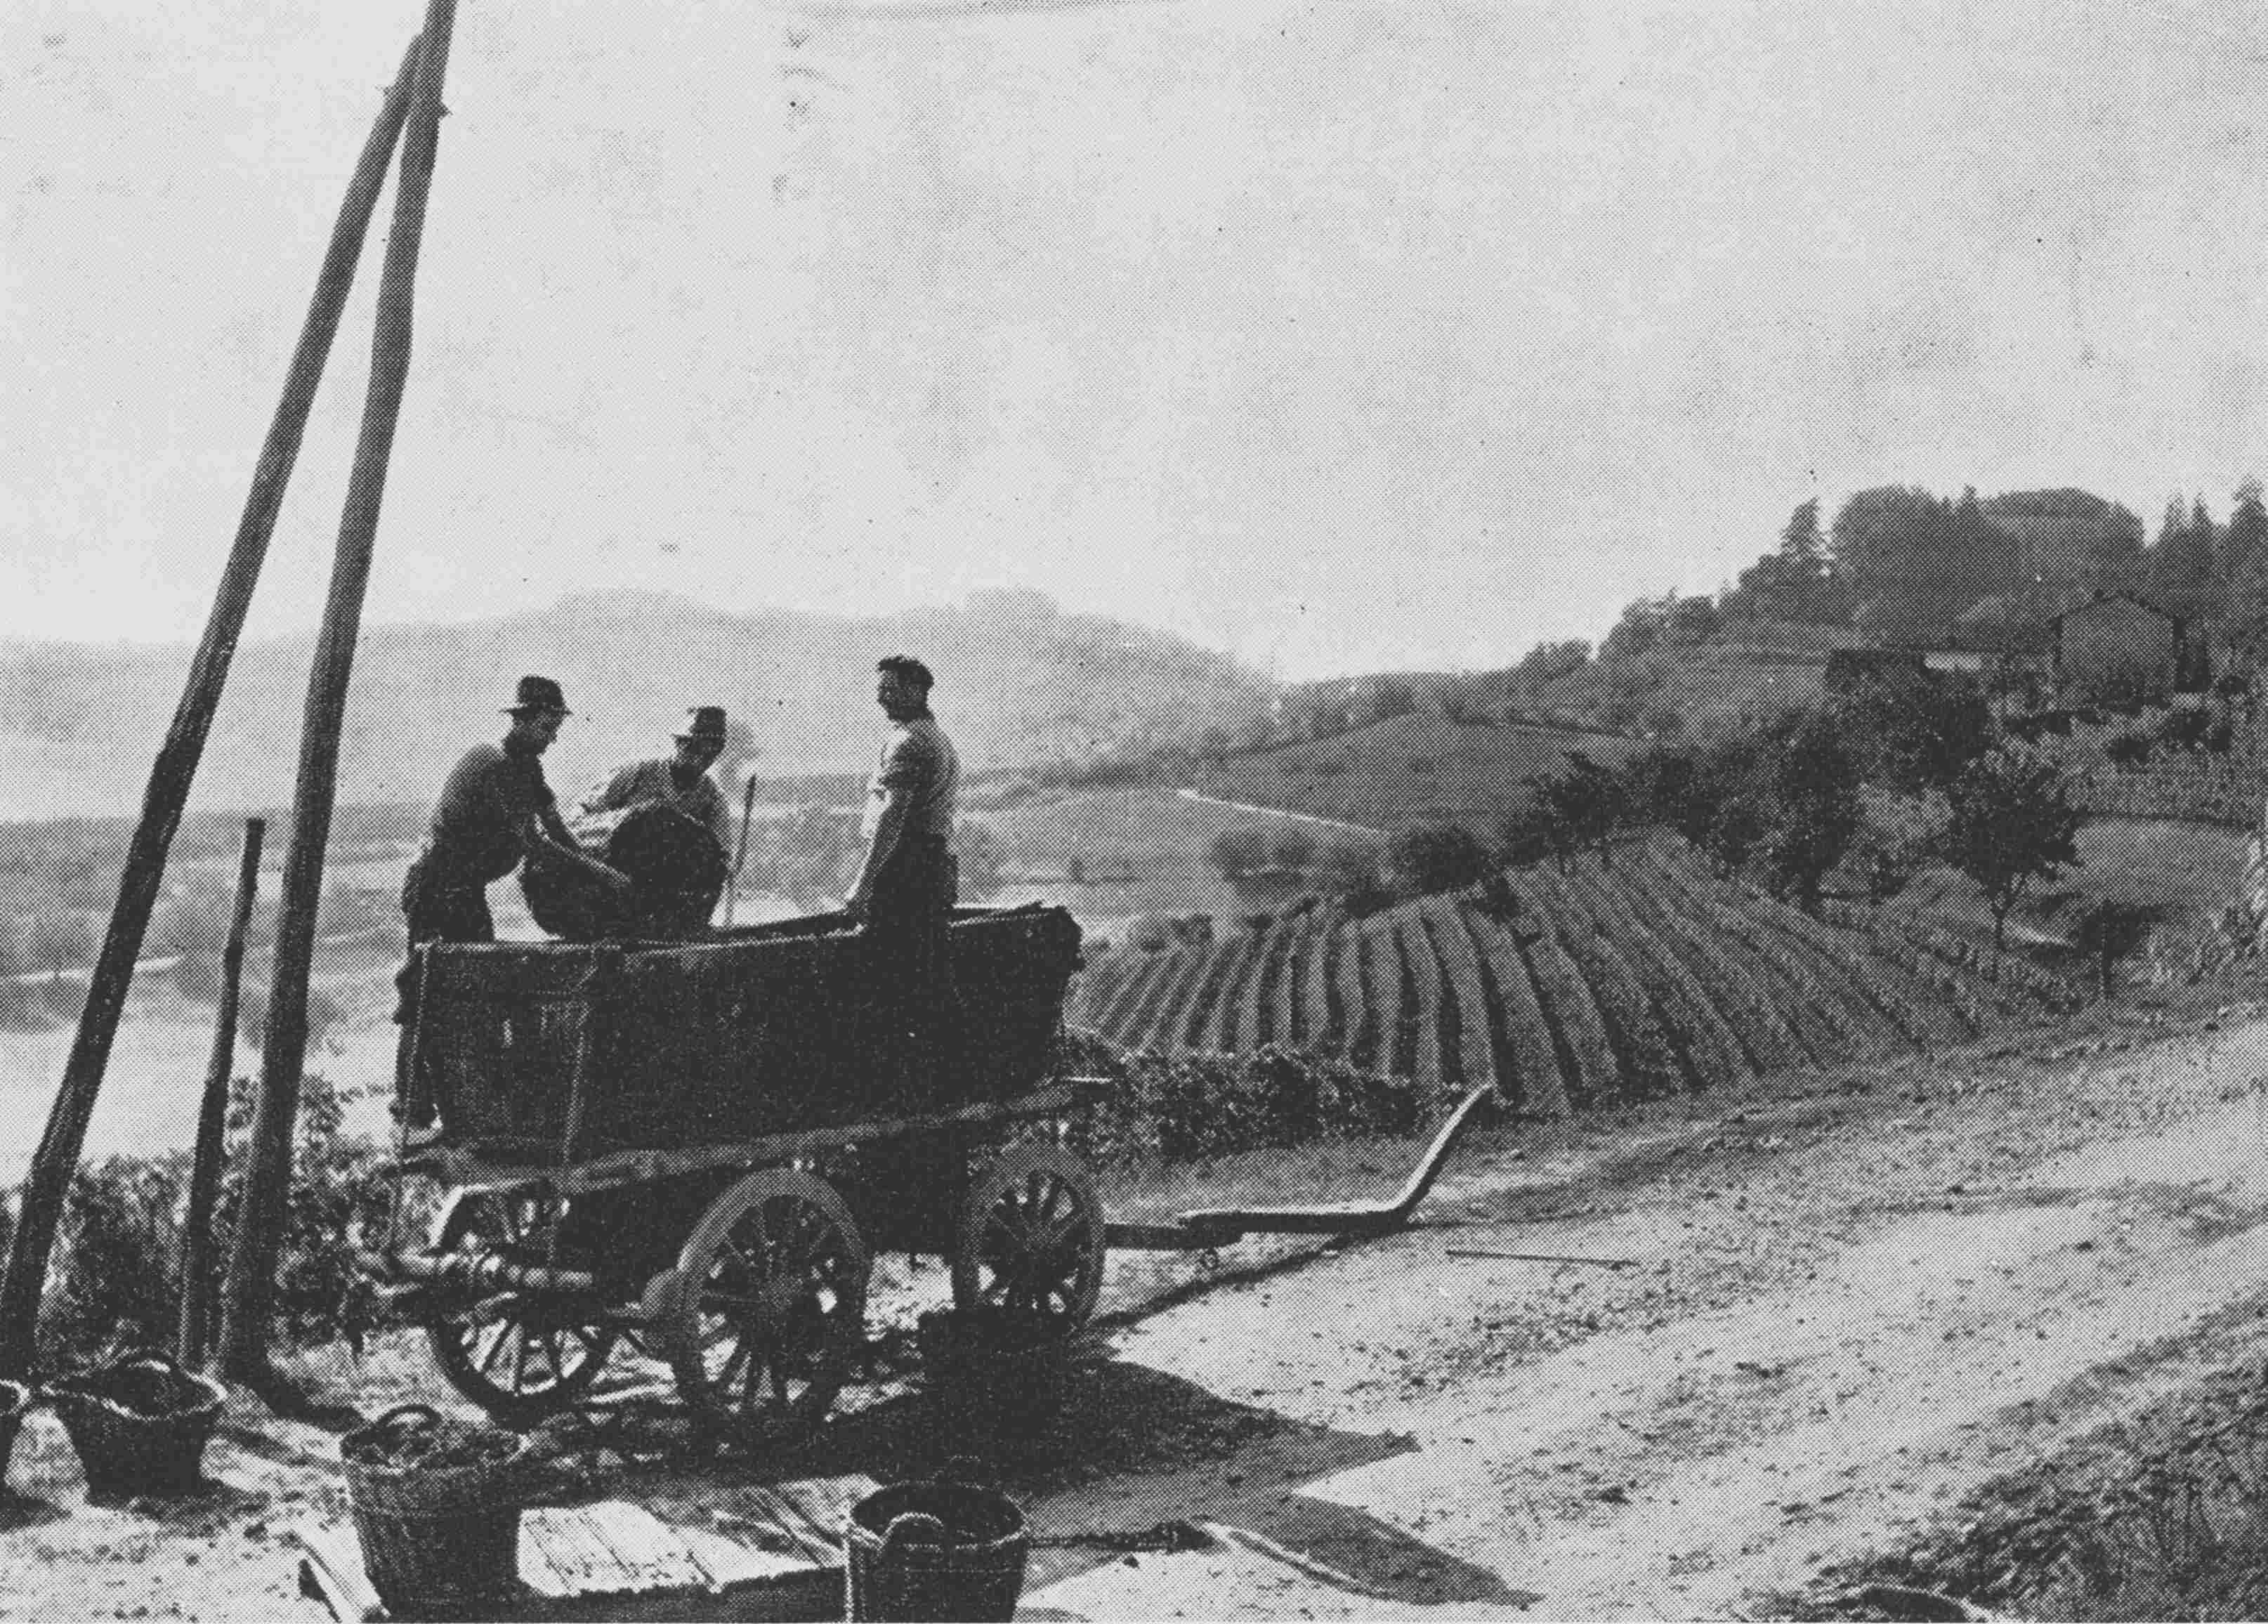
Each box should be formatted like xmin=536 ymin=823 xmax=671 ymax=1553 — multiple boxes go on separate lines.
xmin=675 ymin=1357 xmax=1530 ymax=1613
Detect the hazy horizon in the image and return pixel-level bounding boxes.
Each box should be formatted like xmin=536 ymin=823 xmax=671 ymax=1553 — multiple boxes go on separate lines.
xmin=10 ymin=1 xmax=2268 ymax=678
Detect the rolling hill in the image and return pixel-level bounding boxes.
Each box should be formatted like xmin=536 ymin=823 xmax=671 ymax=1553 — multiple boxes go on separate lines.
xmin=1071 ymin=837 xmax=2076 ymax=1114
xmin=1191 ymin=713 xmax=1645 ymax=835
xmin=0 ymin=589 xmax=1276 ymax=821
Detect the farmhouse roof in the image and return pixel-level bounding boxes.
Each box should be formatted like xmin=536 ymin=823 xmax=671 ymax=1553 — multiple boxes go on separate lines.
xmin=1951 ymin=593 xmax=2053 ymax=652
xmin=2045 ymin=589 xmax=2184 ymax=634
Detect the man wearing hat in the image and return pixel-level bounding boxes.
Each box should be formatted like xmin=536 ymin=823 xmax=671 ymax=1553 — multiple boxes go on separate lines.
xmin=574 ymin=705 xmax=735 ymax=850
xmin=392 ymin=676 xmax=629 ymax=1127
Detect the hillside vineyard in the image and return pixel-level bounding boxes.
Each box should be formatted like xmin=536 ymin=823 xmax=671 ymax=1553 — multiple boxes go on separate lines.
xmin=1073 ymin=839 xmax=2077 ymax=1111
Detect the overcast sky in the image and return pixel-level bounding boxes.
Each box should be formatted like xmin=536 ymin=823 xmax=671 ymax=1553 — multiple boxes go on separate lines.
xmin=5 ymin=0 xmax=2267 ymax=678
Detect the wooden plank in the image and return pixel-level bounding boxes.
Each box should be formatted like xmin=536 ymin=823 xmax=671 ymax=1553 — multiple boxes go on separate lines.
xmin=768 ymin=1474 xmax=870 ymax=1554
xmin=398 ymin=1081 xmax=1096 ymax=1196
xmin=526 ymin=1502 xmax=713 ymax=1598
xmin=725 ymin=1486 xmax=840 ymax=1566
xmin=296 ymin=1519 xmax=388 ymax=1623
xmin=294 ymin=1501 xmax=838 ymax=1624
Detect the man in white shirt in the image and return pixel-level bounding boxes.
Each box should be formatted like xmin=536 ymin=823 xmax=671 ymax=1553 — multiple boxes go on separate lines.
xmin=846 ymin=656 xmax=962 ymax=1055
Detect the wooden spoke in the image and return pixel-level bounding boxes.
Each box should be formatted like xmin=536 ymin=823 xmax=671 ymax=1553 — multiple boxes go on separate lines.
xmin=662 ymin=1168 xmax=869 ymax=1447
xmin=424 ymin=1188 xmax=617 ymax=1427
xmin=953 ymin=1144 xmax=1106 ymax=1335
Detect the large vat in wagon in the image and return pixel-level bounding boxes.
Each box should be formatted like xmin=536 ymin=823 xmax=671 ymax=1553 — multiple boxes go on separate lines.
xmin=405 ymin=904 xmax=1084 ymax=1164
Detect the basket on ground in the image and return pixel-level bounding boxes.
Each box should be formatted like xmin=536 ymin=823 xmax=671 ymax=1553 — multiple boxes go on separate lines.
xmin=46 ymin=1349 xmax=224 ymax=1498
xmin=340 ymin=1403 xmax=537 ymax=1615
xmin=845 ymin=1467 xmax=1030 ymax=1623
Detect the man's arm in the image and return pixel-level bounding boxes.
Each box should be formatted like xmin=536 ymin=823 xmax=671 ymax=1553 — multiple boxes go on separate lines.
xmin=577 ymin=763 xmax=642 ymax=821
xmin=519 ymin=813 xmax=630 ymax=891
xmin=846 ymin=790 xmax=908 ymax=917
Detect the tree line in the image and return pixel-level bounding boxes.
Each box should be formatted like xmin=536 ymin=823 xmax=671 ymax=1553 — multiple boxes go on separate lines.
xmin=1212 ymin=662 xmax=2092 ymax=964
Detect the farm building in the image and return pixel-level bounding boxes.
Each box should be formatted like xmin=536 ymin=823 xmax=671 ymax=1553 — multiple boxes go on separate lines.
xmin=1952 ymin=594 xmax=2053 ymax=656
xmin=2050 ymin=591 xmax=2190 ymax=706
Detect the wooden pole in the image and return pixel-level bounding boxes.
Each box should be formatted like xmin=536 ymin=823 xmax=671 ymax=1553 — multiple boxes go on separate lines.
xmin=0 ymin=46 xmax=420 ymax=1380
xmin=724 ymin=775 xmax=761 ymax=926
xmin=218 ymin=0 xmax=461 ymax=1382
xmin=176 ymin=818 xmax=265 ymax=1369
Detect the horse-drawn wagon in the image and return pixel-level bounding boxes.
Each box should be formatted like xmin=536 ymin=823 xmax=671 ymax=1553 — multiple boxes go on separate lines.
xmin=358 ymin=903 xmax=1108 ymax=1443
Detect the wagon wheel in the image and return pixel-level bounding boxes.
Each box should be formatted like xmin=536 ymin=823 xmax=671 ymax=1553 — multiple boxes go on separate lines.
xmin=424 ymin=1188 xmax=617 ymax=1427
xmin=662 ymin=1168 xmax=870 ymax=1444
xmin=952 ymin=1144 xmax=1106 ymax=1335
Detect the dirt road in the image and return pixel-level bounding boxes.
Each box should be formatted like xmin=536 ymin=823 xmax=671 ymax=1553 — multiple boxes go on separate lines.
xmin=1022 ymin=1001 xmax=2268 ymax=1618
xmin=8 ymin=1000 xmax=2268 ymax=1620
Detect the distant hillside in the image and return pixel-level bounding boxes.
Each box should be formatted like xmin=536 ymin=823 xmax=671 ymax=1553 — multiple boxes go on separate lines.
xmin=0 ymin=590 xmax=1276 ymax=820
xmin=1193 ymin=713 xmax=1646 ymax=834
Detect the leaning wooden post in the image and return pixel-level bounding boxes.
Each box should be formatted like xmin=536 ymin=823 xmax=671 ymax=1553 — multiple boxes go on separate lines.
xmin=217 ymin=0 xmax=461 ymax=1382
xmin=0 ymin=46 xmax=420 ymax=1380
xmin=724 ymin=774 xmax=761 ymax=927
xmin=176 ymin=817 xmax=265 ymax=1369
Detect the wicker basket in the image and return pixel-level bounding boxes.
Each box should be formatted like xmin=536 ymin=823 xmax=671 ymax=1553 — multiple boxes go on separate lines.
xmin=341 ymin=1403 xmax=535 ymax=1616
xmin=46 ymin=1349 xmax=225 ymax=1498
xmin=845 ymin=1467 xmax=1028 ymax=1623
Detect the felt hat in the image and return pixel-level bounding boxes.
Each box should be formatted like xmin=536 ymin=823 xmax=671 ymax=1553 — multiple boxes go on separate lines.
xmin=504 ymin=674 xmax=571 ymax=716
xmin=677 ymin=705 xmax=728 ymax=742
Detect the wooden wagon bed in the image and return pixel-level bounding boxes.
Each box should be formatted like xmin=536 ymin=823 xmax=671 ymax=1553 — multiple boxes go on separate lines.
xmin=401 ymin=903 xmax=1084 ymax=1173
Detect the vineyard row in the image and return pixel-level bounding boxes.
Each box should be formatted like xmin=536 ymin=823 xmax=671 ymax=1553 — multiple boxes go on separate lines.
xmin=1072 ymin=838 xmax=2076 ymax=1113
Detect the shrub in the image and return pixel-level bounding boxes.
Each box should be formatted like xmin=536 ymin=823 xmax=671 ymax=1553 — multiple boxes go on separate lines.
xmin=1122 ymin=915 xmax=1176 ymax=953
xmin=1270 ymin=827 xmax=1316 ymax=872
xmin=1314 ymin=840 xmax=1393 ymax=915
xmin=39 ymin=1153 xmax=188 ymax=1364
xmin=1748 ymin=710 xmax=1861 ymax=910
xmin=1494 ymin=803 xmax=1553 ymax=868
xmin=1055 ymin=1032 xmax=1449 ymax=1168
xmin=1535 ymin=752 xmax=1627 ymax=866
xmin=1390 ymin=823 xmax=1493 ymax=896
xmin=1939 ymin=741 xmax=2085 ymax=954
xmin=2103 ymin=724 xmax=2154 ymax=768
xmin=1207 ymin=827 xmax=1271 ymax=881
xmin=29 ymin=1069 xmax=386 ymax=1370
